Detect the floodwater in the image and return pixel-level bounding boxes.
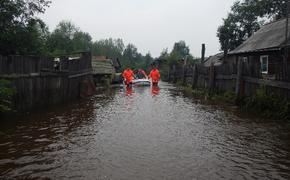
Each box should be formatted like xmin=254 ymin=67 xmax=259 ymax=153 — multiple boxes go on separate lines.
xmin=1 ymin=82 xmax=290 ymax=180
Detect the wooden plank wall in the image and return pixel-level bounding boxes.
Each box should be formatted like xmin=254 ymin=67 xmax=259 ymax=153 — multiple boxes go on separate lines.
xmin=168 ymin=59 xmax=290 ymax=99
xmin=0 ymin=52 xmax=94 ymax=112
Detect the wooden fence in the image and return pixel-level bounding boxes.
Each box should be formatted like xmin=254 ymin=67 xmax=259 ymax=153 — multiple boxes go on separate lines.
xmin=0 ymin=52 xmax=95 ymax=112
xmin=168 ymin=59 xmax=290 ymax=99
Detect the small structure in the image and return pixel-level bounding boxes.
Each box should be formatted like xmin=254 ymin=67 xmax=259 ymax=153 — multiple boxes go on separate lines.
xmin=92 ymin=56 xmax=115 ymax=75
xmin=228 ymin=17 xmax=290 ymax=80
xmin=91 ymin=56 xmax=121 ymax=85
xmin=203 ymin=53 xmax=224 ymax=67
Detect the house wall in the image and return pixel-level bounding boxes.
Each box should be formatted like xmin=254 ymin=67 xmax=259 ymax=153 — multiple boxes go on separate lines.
xmin=226 ymin=51 xmax=289 ymax=77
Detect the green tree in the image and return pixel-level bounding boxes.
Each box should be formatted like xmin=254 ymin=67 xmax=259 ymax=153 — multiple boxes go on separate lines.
xmin=217 ymin=0 xmax=287 ymax=52
xmin=92 ymin=38 xmax=124 ymax=59
xmin=143 ymin=53 xmax=153 ymax=70
xmin=47 ymin=21 xmax=78 ymax=54
xmin=122 ymin=43 xmax=140 ymax=68
xmin=172 ymin=41 xmax=190 ymax=58
xmin=72 ymin=31 xmax=92 ymax=52
xmin=0 ymin=0 xmax=51 ymax=55
xmin=47 ymin=21 xmax=92 ymax=55
xmin=168 ymin=41 xmax=190 ymax=66
xmin=159 ymin=48 xmax=169 ymax=60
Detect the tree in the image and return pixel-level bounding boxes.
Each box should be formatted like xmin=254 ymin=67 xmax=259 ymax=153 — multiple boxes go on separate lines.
xmin=72 ymin=32 xmax=92 ymax=52
xmin=159 ymin=48 xmax=169 ymax=60
xmin=0 ymin=0 xmax=51 ymax=55
xmin=122 ymin=43 xmax=139 ymax=68
xmin=92 ymin=38 xmax=124 ymax=59
xmin=47 ymin=21 xmax=92 ymax=55
xmin=168 ymin=41 xmax=190 ymax=66
xmin=172 ymin=41 xmax=190 ymax=58
xmin=143 ymin=53 xmax=153 ymax=70
xmin=217 ymin=0 xmax=288 ymax=52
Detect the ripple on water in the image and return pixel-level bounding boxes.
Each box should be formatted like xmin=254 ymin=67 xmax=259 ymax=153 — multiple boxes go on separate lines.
xmin=1 ymin=82 xmax=290 ymax=179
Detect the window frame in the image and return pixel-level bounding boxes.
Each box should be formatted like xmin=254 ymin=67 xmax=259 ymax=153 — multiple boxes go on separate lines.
xmin=243 ymin=56 xmax=248 ymax=63
xmin=260 ymin=55 xmax=269 ymax=74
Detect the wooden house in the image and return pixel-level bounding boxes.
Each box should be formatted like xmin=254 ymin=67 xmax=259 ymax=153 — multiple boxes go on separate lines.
xmin=227 ymin=18 xmax=290 ymax=80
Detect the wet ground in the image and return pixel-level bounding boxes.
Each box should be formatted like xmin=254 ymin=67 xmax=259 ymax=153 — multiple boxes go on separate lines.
xmin=1 ymin=82 xmax=290 ymax=180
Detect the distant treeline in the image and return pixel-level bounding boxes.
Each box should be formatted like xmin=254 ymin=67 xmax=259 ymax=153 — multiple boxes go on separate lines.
xmin=0 ymin=0 xmax=202 ymax=71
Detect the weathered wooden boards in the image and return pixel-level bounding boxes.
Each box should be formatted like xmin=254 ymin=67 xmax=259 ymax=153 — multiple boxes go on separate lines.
xmin=168 ymin=60 xmax=290 ymax=99
xmin=0 ymin=52 xmax=95 ymax=112
xmin=91 ymin=59 xmax=115 ymax=75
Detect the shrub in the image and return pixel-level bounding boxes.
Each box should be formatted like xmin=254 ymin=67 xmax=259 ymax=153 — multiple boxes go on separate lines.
xmin=242 ymin=87 xmax=290 ymax=120
xmin=0 ymin=79 xmax=15 ymax=112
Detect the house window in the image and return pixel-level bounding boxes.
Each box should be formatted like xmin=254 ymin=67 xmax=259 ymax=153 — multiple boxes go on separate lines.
xmin=260 ymin=55 xmax=268 ymax=74
xmin=243 ymin=57 xmax=248 ymax=63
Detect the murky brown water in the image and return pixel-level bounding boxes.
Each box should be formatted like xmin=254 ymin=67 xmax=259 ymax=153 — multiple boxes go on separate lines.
xmin=1 ymin=82 xmax=290 ymax=180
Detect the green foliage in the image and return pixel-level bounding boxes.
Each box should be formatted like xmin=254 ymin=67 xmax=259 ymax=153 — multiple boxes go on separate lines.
xmin=0 ymin=0 xmax=51 ymax=55
xmin=0 ymin=79 xmax=16 ymax=112
xmin=47 ymin=21 xmax=92 ymax=55
xmin=168 ymin=41 xmax=190 ymax=66
xmin=217 ymin=0 xmax=287 ymax=52
xmin=92 ymin=38 xmax=124 ymax=59
xmin=209 ymin=91 xmax=237 ymax=104
xmin=122 ymin=43 xmax=140 ymax=68
xmin=91 ymin=38 xmax=153 ymax=71
xmin=242 ymin=87 xmax=290 ymax=120
xmin=157 ymin=41 xmax=197 ymax=80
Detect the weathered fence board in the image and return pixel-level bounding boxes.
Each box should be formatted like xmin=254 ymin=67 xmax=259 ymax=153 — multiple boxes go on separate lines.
xmin=168 ymin=60 xmax=290 ymax=99
xmin=0 ymin=52 xmax=95 ymax=112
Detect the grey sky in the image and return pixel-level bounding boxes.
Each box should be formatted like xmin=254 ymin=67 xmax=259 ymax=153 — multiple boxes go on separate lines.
xmin=39 ymin=0 xmax=235 ymax=58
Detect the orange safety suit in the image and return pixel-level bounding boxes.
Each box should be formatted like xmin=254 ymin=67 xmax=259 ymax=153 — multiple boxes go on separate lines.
xmin=149 ymin=68 xmax=160 ymax=84
xmin=122 ymin=68 xmax=134 ymax=85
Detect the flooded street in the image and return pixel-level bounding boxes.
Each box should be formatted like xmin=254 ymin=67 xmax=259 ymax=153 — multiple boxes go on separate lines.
xmin=1 ymin=82 xmax=290 ymax=180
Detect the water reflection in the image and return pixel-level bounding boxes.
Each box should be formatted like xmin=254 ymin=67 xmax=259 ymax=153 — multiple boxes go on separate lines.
xmin=1 ymin=83 xmax=290 ymax=180
xmin=125 ymin=86 xmax=133 ymax=96
xmin=0 ymin=90 xmax=115 ymax=179
xmin=151 ymin=86 xmax=160 ymax=96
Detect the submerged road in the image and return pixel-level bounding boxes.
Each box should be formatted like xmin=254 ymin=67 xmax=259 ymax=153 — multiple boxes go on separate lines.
xmin=1 ymin=82 xmax=290 ymax=179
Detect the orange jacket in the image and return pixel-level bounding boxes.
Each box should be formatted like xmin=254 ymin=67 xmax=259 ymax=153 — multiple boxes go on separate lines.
xmin=149 ymin=68 xmax=160 ymax=83
xmin=122 ymin=69 xmax=134 ymax=83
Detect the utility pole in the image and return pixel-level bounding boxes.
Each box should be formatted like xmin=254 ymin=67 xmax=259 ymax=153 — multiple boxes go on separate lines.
xmin=201 ymin=44 xmax=205 ymax=63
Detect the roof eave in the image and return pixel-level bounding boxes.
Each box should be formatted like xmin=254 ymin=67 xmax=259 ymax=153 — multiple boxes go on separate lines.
xmin=228 ymin=47 xmax=281 ymax=55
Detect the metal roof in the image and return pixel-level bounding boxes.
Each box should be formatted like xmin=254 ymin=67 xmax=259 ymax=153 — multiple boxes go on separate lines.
xmin=229 ymin=18 xmax=290 ymax=55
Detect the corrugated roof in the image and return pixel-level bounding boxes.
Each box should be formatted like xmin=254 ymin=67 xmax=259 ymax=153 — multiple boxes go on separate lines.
xmin=229 ymin=18 xmax=290 ymax=55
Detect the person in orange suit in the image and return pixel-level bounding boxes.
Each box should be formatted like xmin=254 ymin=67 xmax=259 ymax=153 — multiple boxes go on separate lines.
xmin=122 ymin=68 xmax=134 ymax=87
xmin=149 ymin=65 xmax=160 ymax=86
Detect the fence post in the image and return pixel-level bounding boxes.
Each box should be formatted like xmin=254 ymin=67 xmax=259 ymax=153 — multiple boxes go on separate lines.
xmin=182 ymin=65 xmax=187 ymax=85
xmin=192 ymin=64 xmax=198 ymax=89
xmin=167 ymin=67 xmax=171 ymax=82
xmin=235 ymin=57 xmax=244 ymax=101
xmin=173 ymin=65 xmax=177 ymax=83
xmin=209 ymin=62 xmax=215 ymax=91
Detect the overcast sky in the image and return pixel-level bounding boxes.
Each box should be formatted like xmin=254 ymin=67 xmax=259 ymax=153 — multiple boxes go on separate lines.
xmin=39 ymin=0 xmax=235 ymax=58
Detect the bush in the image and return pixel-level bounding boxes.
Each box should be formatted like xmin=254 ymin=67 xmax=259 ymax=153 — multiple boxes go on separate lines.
xmin=209 ymin=90 xmax=236 ymax=104
xmin=242 ymin=87 xmax=290 ymax=120
xmin=0 ymin=79 xmax=15 ymax=112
